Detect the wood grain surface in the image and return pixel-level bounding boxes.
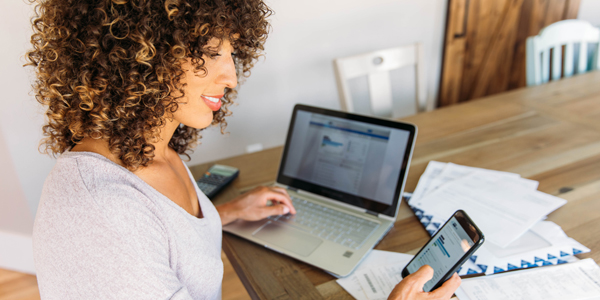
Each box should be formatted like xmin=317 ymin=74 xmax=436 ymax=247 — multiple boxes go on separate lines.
xmin=439 ymin=0 xmax=581 ymax=106
xmin=3 ymin=72 xmax=598 ymax=300
xmin=189 ymin=71 xmax=600 ymax=299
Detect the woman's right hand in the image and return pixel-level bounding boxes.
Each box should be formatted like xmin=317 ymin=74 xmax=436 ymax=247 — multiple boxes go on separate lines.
xmin=388 ymin=265 xmax=461 ymax=300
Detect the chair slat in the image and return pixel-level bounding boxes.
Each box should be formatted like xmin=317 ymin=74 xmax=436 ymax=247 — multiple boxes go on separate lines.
xmin=333 ymin=60 xmax=354 ymax=112
xmin=415 ymin=44 xmax=428 ymax=112
xmin=526 ymin=37 xmax=541 ymax=86
xmin=552 ymin=46 xmax=562 ymax=80
xmin=541 ymin=49 xmax=550 ymax=84
xmin=367 ymin=71 xmax=393 ymax=117
xmin=578 ymin=42 xmax=588 ymax=74
xmin=564 ymin=43 xmax=574 ymax=78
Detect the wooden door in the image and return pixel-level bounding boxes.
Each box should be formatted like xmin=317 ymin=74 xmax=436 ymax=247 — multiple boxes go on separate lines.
xmin=439 ymin=0 xmax=581 ymax=107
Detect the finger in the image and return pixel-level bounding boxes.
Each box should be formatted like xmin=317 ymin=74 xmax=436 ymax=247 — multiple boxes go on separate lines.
xmin=429 ymin=273 xmax=461 ymax=299
xmin=263 ymin=190 xmax=296 ymax=214
xmin=262 ymin=203 xmax=291 ymax=218
xmin=270 ymin=186 xmax=290 ymax=196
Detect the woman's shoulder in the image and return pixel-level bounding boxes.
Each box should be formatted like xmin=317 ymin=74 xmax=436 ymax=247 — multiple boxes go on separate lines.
xmin=39 ymin=151 xmax=167 ymax=223
xmin=35 ymin=151 xmax=170 ymax=247
xmin=47 ymin=151 xmax=145 ymax=197
xmin=33 ymin=154 xmax=181 ymax=299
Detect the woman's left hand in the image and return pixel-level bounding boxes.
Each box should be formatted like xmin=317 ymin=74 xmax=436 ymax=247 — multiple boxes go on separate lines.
xmin=216 ymin=186 xmax=296 ymax=225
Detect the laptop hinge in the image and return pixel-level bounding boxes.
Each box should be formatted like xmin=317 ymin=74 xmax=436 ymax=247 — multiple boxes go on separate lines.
xmin=287 ymin=186 xmax=298 ymax=192
xmin=366 ymin=210 xmax=378 ymax=217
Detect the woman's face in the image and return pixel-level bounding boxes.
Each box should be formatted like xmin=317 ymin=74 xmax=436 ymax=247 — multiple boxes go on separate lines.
xmin=173 ymin=38 xmax=238 ymax=129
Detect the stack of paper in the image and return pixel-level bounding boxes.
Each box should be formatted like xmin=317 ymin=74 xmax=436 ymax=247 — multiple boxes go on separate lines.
xmin=455 ymin=258 xmax=600 ymax=300
xmin=408 ymin=161 xmax=590 ymax=276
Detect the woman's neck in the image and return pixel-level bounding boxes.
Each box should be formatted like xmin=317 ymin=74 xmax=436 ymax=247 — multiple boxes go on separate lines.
xmin=153 ymin=117 xmax=180 ymax=161
xmin=70 ymin=118 xmax=181 ymax=167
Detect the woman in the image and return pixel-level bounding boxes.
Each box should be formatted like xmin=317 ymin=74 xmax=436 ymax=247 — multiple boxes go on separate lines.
xmin=27 ymin=0 xmax=460 ymax=299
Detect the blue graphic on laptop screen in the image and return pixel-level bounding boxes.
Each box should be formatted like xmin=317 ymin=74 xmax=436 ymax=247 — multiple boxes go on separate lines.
xmin=283 ymin=111 xmax=411 ymax=205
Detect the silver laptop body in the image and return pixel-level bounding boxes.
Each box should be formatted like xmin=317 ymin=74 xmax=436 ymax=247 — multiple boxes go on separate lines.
xmin=223 ymin=104 xmax=417 ymax=277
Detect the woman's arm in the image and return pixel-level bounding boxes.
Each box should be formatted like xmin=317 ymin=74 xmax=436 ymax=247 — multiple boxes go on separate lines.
xmin=215 ymin=186 xmax=297 ymax=225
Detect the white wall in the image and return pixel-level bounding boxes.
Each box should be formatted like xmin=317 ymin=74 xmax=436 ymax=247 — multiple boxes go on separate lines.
xmin=187 ymin=0 xmax=449 ymax=164
xmin=579 ymin=0 xmax=600 ymax=27
xmin=0 ymin=128 xmax=33 ymax=235
xmin=0 ymin=1 xmax=56 ymax=218
xmin=0 ymin=0 xmax=52 ymax=274
xmin=1 ymin=0 xmax=599 ymax=274
xmin=189 ymin=0 xmax=600 ymax=165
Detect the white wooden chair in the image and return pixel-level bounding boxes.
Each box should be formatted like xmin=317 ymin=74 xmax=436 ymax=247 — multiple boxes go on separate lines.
xmin=526 ymin=20 xmax=600 ymax=86
xmin=333 ymin=43 xmax=430 ymax=118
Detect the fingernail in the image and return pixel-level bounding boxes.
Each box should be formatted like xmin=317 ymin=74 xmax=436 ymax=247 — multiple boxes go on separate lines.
xmin=283 ymin=206 xmax=290 ymax=214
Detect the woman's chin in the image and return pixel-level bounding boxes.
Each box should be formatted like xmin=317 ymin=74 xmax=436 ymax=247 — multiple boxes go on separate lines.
xmin=172 ymin=105 xmax=218 ymax=130
xmin=190 ymin=116 xmax=215 ymax=130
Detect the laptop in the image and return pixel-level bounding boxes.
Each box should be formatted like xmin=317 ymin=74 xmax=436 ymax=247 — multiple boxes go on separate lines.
xmin=223 ymin=104 xmax=417 ymax=277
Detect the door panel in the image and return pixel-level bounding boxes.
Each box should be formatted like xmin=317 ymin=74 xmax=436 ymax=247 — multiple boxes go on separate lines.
xmin=439 ymin=0 xmax=581 ymax=107
xmin=460 ymin=0 xmax=508 ymax=101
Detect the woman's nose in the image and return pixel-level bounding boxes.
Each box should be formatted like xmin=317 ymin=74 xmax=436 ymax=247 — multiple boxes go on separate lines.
xmin=218 ymin=55 xmax=238 ymax=89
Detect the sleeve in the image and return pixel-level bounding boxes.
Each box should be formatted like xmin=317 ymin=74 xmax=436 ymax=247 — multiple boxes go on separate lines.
xmin=33 ymin=175 xmax=193 ymax=300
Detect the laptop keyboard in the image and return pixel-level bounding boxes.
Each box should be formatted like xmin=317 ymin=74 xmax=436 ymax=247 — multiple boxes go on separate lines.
xmin=267 ymin=197 xmax=380 ymax=250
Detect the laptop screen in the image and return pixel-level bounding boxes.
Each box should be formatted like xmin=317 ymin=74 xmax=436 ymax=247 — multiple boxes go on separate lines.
xmin=277 ymin=105 xmax=417 ymax=217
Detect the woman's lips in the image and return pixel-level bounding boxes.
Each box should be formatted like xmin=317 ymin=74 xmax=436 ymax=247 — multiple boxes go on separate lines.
xmin=201 ymin=95 xmax=223 ymax=111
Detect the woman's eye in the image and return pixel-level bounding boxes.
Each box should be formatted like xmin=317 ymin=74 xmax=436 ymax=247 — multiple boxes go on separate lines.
xmin=208 ymin=52 xmax=236 ymax=59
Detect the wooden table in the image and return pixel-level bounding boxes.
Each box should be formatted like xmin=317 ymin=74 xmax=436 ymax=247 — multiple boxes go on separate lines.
xmin=189 ymin=71 xmax=600 ymax=299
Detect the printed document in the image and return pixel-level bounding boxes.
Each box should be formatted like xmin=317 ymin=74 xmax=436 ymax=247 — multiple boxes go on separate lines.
xmin=411 ymin=162 xmax=528 ymax=203
xmin=408 ymin=161 xmax=588 ymax=276
xmin=355 ymin=264 xmax=405 ymax=300
xmin=455 ymin=258 xmax=600 ymax=300
xmin=337 ymin=250 xmax=413 ymax=300
xmin=411 ymin=171 xmax=566 ymax=247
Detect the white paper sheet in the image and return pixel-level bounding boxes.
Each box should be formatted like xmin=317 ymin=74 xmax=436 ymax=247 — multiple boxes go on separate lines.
xmin=337 ymin=250 xmax=414 ymax=300
xmin=355 ymin=264 xmax=406 ymax=300
xmin=409 ymin=162 xmax=533 ymax=206
xmin=411 ymin=171 xmax=566 ymax=247
xmin=410 ymin=161 xmax=447 ymax=203
xmin=470 ymin=221 xmax=589 ymax=275
xmin=455 ymin=259 xmax=600 ymax=300
xmin=422 ymin=163 xmax=526 ymax=200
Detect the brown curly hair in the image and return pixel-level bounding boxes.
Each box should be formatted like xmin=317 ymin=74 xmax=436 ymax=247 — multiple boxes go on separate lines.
xmin=26 ymin=0 xmax=272 ymax=170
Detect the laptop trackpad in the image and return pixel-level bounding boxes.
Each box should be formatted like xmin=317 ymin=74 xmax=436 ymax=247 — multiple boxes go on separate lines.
xmin=253 ymin=222 xmax=323 ymax=257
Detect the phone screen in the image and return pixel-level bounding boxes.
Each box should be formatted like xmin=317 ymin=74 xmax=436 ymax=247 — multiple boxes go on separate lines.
xmin=405 ymin=215 xmax=476 ymax=292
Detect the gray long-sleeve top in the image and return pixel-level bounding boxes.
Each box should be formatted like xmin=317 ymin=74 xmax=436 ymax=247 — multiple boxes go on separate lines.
xmin=33 ymin=151 xmax=223 ymax=299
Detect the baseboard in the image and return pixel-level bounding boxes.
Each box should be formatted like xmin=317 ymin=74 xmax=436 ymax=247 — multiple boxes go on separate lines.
xmin=0 ymin=231 xmax=35 ymax=274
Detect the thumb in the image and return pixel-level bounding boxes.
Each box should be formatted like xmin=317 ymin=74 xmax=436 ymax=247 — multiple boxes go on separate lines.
xmin=409 ymin=265 xmax=434 ymax=288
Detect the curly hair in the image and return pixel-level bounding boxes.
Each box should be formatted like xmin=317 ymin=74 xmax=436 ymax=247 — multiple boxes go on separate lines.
xmin=26 ymin=0 xmax=272 ymax=170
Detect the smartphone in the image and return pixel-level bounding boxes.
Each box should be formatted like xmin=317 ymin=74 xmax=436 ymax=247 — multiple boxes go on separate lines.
xmin=401 ymin=210 xmax=484 ymax=292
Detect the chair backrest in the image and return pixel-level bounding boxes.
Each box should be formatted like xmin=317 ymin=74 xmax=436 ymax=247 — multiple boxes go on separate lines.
xmin=526 ymin=20 xmax=600 ymax=86
xmin=333 ymin=43 xmax=429 ymax=118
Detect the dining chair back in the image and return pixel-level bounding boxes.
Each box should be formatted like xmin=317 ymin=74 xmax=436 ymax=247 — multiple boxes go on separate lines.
xmin=333 ymin=43 xmax=429 ymax=118
xmin=526 ymin=20 xmax=600 ymax=86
